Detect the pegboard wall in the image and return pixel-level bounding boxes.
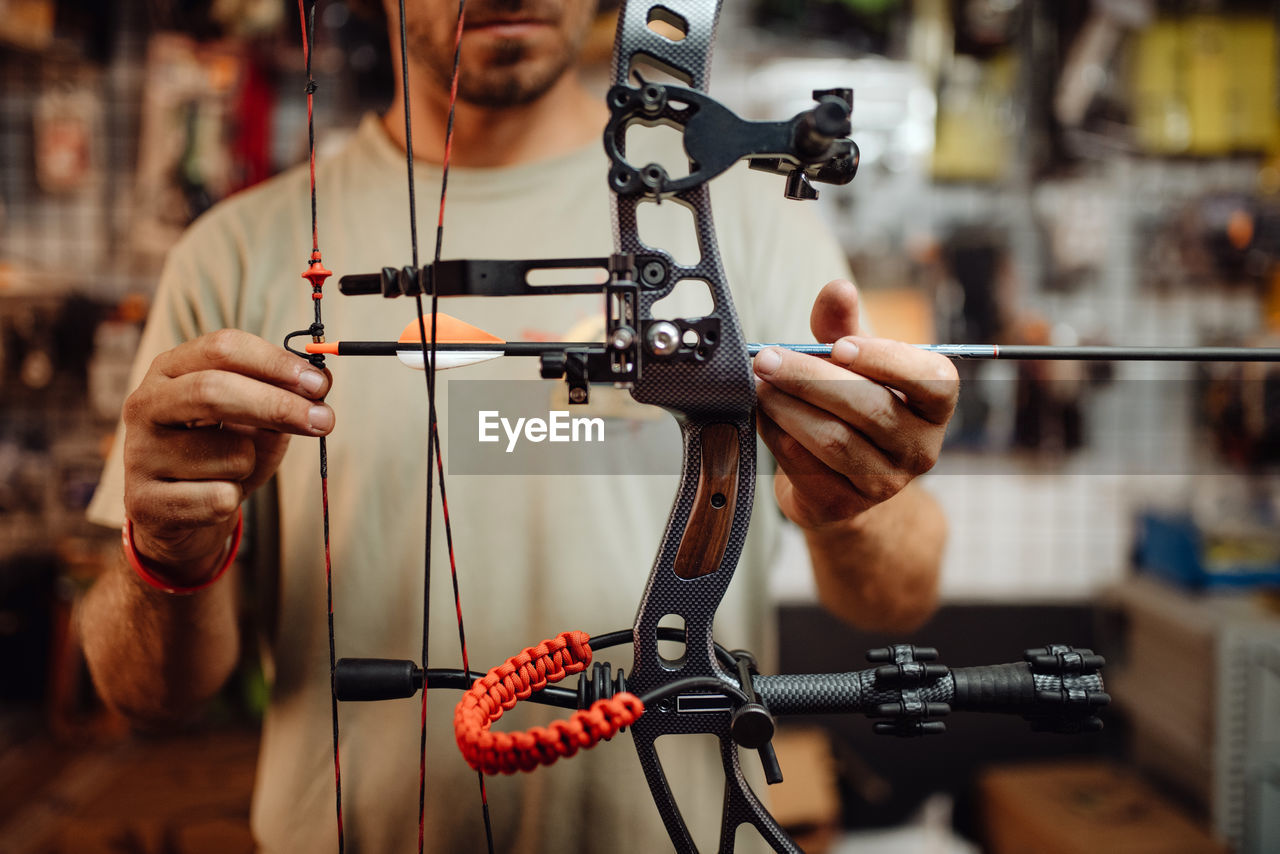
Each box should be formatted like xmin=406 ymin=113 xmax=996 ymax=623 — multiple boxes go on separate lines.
xmin=3 ymin=4 xmax=1276 ymax=600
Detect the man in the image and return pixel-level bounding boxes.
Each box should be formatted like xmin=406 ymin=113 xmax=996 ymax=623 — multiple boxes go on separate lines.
xmin=81 ymin=0 xmax=957 ymax=850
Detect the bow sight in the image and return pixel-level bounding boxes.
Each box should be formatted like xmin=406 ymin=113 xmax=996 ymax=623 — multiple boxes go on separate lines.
xmin=604 ymin=80 xmax=859 ymax=200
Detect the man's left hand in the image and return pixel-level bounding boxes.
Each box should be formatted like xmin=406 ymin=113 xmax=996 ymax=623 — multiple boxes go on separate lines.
xmin=754 ymin=279 xmax=959 ymax=530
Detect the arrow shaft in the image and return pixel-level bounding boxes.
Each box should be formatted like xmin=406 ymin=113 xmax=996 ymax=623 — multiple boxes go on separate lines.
xmin=310 ymin=341 xmax=1280 ymax=362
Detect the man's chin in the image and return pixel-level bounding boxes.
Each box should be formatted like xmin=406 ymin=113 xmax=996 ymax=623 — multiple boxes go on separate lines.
xmin=458 ymin=64 xmax=571 ymax=108
xmin=458 ymin=84 xmax=550 ymax=109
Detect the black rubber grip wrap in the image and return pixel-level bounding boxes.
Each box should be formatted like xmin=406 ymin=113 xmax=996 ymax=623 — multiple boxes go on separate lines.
xmin=950 ymin=663 xmax=1106 ymax=712
xmin=949 ymin=663 xmax=1039 ymax=711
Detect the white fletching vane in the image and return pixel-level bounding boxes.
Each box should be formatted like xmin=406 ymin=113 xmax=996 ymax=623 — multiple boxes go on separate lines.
xmin=395 ymin=349 xmax=504 ymax=371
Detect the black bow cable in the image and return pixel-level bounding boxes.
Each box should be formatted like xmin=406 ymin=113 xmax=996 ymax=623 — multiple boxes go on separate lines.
xmin=391 ymin=0 xmax=495 ymax=851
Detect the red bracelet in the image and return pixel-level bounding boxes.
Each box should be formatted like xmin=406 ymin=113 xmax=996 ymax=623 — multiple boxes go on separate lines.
xmin=122 ymin=509 xmax=243 ymax=595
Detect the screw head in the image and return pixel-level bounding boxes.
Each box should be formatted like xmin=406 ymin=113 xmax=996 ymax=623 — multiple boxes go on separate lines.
xmin=641 ymin=261 xmax=666 ymax=286
xmin=640 ymin=83 xmax=666 ymax=113
xmin=647 ymin=322 xmax=681 ymax=356
xmin=609 ymin=327 xmax=636 ymax=350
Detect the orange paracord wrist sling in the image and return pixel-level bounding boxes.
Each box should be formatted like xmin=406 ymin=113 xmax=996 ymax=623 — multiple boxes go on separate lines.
xmin=454 ymin=631 xmax=645 ymax=775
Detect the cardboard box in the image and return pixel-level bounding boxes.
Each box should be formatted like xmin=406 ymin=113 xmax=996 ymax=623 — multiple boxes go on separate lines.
xmin=981 ymin=762 xmax=1227 ymax=854
xmin=766 ymin=728 xmax=841 ymax=854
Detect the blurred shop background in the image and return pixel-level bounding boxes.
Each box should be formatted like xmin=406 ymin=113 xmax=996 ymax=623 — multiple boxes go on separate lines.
xmin=1 ymin=0 xmax=1279 ymax=852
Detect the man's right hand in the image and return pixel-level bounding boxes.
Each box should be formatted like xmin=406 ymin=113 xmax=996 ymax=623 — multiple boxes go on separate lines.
xmin=122 ymin=329 xmax=334 ymax=584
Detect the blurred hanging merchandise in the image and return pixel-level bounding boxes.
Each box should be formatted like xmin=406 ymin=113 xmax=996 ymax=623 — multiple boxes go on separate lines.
xmin=129 ymin=34 xmax=247 ymax=263
xmin=0 ymin=0 xmax=55 ymax=51
xmin=1033 ymin=176 xmax=1116 ymax=291
xmin=954 ymin=0 xmax=1023 ymax=55
xmin=1138 ymin=192 xmax=1280 ymax=294
xmin=33 ymin=85 xmax=101 ymax=195
xmin=1131 ymin=14 xmax=1279 ymax=157
xmin=208 ymin=0 xmax=285 ymax=40
xmin=1198 ymin=343 xmax=1280 ymax=473
xmin=931 ymin=52 xmax=1017 ymax=182
xmin=749 ymin=0 xmax=905 ymax=56
xmin=1054 ymin=0 xmax=1153 ymax=133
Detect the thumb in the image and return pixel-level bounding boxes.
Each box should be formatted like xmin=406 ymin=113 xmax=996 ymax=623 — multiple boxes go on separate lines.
xmin=809 ymin=279 xmax=861 ymax=344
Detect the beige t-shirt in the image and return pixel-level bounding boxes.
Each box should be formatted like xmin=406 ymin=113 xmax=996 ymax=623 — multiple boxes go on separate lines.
xmin=89 ymin=114 xmax=852 ymax=853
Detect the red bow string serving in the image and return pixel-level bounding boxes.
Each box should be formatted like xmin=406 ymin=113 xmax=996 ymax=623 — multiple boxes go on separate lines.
xmin=294 ymin=3 xmax=344 ymax=850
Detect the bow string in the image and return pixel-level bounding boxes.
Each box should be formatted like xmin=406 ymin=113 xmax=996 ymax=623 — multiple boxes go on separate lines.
xmin=284 ymin=2 xmax=344 ymax=850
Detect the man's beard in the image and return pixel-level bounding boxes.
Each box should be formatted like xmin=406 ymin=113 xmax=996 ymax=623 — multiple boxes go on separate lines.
xmin=463 ymin=40 xmax=577 ymax=107
xmin=408 ymin=27 xmax=579 ymax=108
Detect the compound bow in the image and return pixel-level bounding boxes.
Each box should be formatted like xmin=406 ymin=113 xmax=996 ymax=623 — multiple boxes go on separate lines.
xmin=289 ymin=2 xmax=1116 ymax=851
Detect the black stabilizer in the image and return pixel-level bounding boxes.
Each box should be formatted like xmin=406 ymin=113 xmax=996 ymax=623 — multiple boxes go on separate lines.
xmin=752 ymin=644 xmax=1109 ymax=736
xmin=334 ymin=657 xmax=423 ymax=701
xmin=337 ymin=272 xmax=381 ymax=296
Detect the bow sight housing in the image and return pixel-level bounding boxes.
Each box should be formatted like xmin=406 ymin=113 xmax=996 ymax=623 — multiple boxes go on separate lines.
xmin=604 ymin=80 xmax=859 ymax=201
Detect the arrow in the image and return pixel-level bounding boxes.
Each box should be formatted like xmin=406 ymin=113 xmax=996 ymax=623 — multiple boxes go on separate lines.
xmin=308 ymin=317 xmax=507 ymax=369
xmin=305 ymin=317 xmax=1280 ymax=367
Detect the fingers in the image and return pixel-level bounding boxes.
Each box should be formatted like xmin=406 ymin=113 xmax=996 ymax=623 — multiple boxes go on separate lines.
xmin=754 ymin=342 xmax=956 ymax=477
xmin=132 ymin=330 xmax=333 ymax=437
xmin=752 ymin=330 xmax=958 ymax=530
xmin=131 ymin=426 xmax=258 ymax=482
xmin=123 ymin=426 xmax=292 ymax=530
xmin=756 ymin=336 xmax=958 ymax=424
xmin=809 ymin=279 xmax=861 ymax=343
xmin=154 ymin=329 xmax=331 ymax=401
xmin=136 ymin=369 xmax=335 ymax=436
xmin=826 ymin=337 xmax=959 ymax=425
xmin=125 ymin=472 xmax=244 ymax=531
xmin=755 ymin=374 xmax=915 ymax=486
xmin=757 ymin=410 xmax=893 ymax=527
xmin=123 ymin=473 xmax=245 ymax=577
xmin=121 ymin=330 xmax=333 ymax=564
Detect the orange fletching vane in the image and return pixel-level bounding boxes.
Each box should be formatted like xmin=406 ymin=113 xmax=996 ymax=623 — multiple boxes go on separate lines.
xmin=398 ymin=315 xmax=504 ymax=345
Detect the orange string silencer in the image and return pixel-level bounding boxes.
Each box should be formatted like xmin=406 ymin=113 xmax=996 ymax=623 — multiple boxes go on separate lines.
xmin=303 ymin=250 xmax=332 ymax=297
